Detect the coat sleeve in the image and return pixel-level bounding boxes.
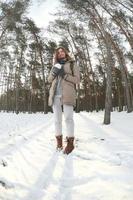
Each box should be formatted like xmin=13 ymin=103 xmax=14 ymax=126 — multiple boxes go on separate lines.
xmin=63 ymin=61 xmax=80 ymax=84
xmin=48 ymin=67 xmax=55 ymax=83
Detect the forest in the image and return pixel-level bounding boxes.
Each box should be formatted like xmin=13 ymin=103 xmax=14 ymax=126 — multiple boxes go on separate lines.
xmin=0 ymin=0 xmax=133 ymax=124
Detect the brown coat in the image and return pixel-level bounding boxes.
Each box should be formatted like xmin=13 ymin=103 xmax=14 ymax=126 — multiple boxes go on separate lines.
xmin=48 ymin=60 xmax=80 ymax=107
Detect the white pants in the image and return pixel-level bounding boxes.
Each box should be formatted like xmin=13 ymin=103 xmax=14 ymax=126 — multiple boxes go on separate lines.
xmin=52 ymin=96 xmax=74 ymax=137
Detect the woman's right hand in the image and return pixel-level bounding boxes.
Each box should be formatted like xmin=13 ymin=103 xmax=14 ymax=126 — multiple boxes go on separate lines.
xmin=52 ymin=63 xmax=62 ymax=77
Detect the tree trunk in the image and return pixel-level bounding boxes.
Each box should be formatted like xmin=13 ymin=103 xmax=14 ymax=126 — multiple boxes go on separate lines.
xmin=104 ymin=33 xmax=113 ymax=124
xmin=33 ymin=33 xmax=48 ymax=114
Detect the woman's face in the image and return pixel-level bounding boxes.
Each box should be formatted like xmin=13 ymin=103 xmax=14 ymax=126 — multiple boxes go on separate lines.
xmin=57 ymin=48 xmax=66 ymax=60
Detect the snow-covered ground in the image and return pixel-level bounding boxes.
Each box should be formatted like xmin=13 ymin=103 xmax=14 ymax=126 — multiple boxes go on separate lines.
xmin=0 ymin=111 xmax=133 ymax=200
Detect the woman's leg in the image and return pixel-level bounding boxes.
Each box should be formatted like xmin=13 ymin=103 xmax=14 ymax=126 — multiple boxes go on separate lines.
xmin=52 ymin=96 xmax=62 ymax=136
xmin=63 ymin=104 xmax=75 ymax=154
xmin=52 ymin=96 xmax=63 ymax=150
xmin=63 ymin=104 xmax=74 ymax=137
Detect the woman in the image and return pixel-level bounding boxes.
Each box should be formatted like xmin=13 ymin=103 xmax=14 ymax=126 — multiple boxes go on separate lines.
xmin=48 ymin=46 xmax=80 ymax=154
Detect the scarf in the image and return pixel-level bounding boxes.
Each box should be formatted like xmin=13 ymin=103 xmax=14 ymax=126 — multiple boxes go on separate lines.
xmin=57 ymin=58 xmax=67 ymax=65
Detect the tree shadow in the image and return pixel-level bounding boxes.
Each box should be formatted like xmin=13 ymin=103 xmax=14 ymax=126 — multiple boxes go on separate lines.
xmin=79 ymin=112 xmax=133 ymax=152
xmin=54 ymin=154 xmax=74 ymax=200
xmin=20 ymin=151 xmax=59 ymax=200
xmin=54 ymin=153 xmax=96 ymax=200
xmin=0 ymin=117 xmax=53 ymax=159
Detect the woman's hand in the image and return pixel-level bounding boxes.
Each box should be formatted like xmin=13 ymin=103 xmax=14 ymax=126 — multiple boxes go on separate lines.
xmin=59 ymin=67 xmax=66 ymax=78
xmin=52 ymin=63 xmax=62 ymax=77
xmin=52 ymin=63 xmax=66 ymax=78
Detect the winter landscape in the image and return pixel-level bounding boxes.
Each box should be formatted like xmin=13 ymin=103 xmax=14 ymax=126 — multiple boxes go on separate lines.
xmin=0 ymin=0 xmax=133 ymax=199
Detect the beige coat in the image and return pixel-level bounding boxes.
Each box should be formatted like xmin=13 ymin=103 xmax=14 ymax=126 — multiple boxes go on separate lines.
xmin=48 ymin=60 xmax=80 ymax=107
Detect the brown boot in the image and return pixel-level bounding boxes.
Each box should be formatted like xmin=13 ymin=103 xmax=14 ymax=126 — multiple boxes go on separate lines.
xmin=63 ymin=137 xmax=74 ymax=154
xmin=55 ymin=135 xmax=63 ymax=151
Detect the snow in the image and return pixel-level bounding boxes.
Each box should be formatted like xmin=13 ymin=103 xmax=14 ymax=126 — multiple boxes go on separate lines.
xmin=0 ymin=111 xmax=133 ymax=200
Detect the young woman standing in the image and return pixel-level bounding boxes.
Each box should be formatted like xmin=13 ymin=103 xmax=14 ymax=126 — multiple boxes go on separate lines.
xmin=48 ymin=46 xmax=80 ymax=154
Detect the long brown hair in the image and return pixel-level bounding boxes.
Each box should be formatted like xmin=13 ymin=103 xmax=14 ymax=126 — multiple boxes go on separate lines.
xmin=53 ymin=46 xmax=72 ymax=65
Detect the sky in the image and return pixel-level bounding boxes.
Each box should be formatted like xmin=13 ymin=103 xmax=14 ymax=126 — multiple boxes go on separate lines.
xmin=28 ymin=0 xmax=60 ymax=29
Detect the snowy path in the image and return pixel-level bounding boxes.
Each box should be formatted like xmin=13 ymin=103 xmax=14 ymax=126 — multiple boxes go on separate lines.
xmin=0 ymin=111 xmax=133 ymax=200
